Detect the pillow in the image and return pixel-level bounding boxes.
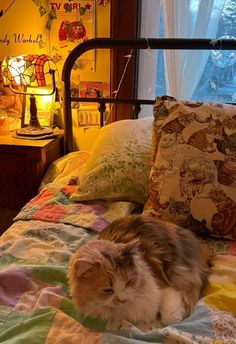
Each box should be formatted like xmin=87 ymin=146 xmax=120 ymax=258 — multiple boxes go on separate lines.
xmin=70 ymin=118 xmax=153 ymax=204
xmin=143 ymin=96 xmax=236 ymax=240
xmin=40 ymin=151 xmax=90 ymax=190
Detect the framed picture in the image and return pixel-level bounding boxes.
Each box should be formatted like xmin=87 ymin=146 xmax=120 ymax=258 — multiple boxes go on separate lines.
xmin=79 ymin=81 xmax=110 ymax=98
xmin=77 ymin=104 xmax=100 ymax=127
xmin=77 ymin=81 xmax=110 ymax=127
xmin=49 ymin=0 xmax=96 ymax=72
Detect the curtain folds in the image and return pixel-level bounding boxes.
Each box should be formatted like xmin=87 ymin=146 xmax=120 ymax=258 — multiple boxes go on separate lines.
xmin=138 ymin=0 xmax=161 ymax=102
xmin=162 ymin=0 xmax=226 ymax=99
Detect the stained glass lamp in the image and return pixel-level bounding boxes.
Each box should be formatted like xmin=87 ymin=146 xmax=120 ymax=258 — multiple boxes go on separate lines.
xmin=1 ymin=54 xmax=57 ymax=137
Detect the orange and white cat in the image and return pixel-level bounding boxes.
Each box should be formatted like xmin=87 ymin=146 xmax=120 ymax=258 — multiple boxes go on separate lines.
xmin=68 ymin=215 xmax=209 ymax=330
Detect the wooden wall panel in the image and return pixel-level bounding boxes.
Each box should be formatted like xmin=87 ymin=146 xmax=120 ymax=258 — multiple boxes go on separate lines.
xmin=110 ymin=0 xmax=141 ymax=122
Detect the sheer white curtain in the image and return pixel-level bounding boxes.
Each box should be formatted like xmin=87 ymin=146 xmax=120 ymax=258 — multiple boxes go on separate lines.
xmin=162 ymin=0 xmax=226 ymax=99
xmin=138 ymin=0 xmax=161 ymax=117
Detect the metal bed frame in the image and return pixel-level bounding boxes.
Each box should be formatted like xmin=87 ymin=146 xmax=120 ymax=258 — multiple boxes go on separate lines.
xmin=62 ymin=37 xmax=236 ymax=153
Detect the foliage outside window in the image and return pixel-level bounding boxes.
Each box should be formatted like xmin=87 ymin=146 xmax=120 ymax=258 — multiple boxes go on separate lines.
xmin=156 ymin=0 xmax=236 ymax=103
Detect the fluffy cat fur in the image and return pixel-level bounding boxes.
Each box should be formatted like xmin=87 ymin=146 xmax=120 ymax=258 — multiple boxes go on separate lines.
xmin=67 ymin=215 xmax=209 ymax=329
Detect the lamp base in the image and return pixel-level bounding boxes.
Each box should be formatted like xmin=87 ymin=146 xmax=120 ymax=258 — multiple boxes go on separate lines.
xmin=16 ymin=126 xmax=53 ymax=137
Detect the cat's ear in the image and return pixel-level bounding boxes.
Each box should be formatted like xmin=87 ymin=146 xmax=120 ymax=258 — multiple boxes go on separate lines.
xmin=73 ymin=259 xmax=96 ymax=279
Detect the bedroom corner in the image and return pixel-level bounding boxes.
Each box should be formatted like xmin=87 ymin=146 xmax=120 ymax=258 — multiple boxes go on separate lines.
xmin=0 ymin=0 xmax=111 ymax=151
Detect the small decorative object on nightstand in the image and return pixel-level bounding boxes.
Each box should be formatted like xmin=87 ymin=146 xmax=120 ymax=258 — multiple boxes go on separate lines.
xmin=0 ymin=131 xmax=64 ymax=234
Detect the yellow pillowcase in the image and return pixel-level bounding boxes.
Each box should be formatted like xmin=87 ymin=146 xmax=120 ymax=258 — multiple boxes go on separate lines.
xmin=70 ymin=118 xmax=153 ymax=204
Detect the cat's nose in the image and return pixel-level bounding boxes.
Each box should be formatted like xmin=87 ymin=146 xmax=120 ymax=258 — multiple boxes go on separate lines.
xmin=117 ymin=298 xmax=127 ymax=304
xmin=116 ymin=295 xmax=128 ymax=303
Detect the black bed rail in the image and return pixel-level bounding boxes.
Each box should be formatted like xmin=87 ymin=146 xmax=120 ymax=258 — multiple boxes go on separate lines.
xmin=62 ymin=37 xmax=236 ymax=152
xmin=70 ymin=97 xmax=154 ymax=126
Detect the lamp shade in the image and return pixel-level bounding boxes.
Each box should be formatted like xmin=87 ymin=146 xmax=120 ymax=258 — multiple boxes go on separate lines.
xmin=1 ymin=54 xmax=57 ymax=88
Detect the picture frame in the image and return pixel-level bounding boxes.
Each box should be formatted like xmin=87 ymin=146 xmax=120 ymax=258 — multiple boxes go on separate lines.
xmin=77 ymin=104 xmax=100 ymax=127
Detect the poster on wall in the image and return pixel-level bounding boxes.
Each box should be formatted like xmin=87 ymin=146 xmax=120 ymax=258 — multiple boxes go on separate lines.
xmin=77 ymin=80 xmax=110 ymax=126
xmin=79 ymin=81 xmax=110 ymax=98
xmin=0 ymin=1 xmax=48 ymax=59
xmin=0 ymin=0 xmax=97 ymax=129
xmin=49 ymin=0 xmax=96 ymax=72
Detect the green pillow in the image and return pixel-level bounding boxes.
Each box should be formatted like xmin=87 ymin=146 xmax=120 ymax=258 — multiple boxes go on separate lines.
xmin=70 ymin=118 xmax=152 ymax=204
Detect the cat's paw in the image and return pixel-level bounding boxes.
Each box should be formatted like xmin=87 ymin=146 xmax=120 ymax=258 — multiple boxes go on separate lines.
xmin=120 ymin=320 xmax=132 ymax=330
xmin=136 ymin=322 xmax=153 ymax=332
xmin=161 ymin=309 xmax=185 ymax=326
xmin=135 ymin=319 xmax=162 ymax=332
xmin=160 ymin=288 xmax=186 ymax=326
xmin=107 ymin=319 xmax=132 ymax=331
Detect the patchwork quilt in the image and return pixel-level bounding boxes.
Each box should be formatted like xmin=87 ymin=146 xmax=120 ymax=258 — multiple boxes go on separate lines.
xmin=0 ymin=183 xmax=236 ymax=343
xmin=14 ymin=184 xmax=136 ymax=232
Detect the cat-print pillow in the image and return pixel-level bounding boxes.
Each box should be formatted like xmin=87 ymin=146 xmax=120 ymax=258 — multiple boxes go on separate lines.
xmin=143 ymin=96 xmax=236 ymax=241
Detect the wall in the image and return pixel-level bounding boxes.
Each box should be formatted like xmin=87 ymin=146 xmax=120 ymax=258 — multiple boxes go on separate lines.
xmin=0 ymin=0 xmax=110 ymax=150
xmin=70 ymin=2 xmax=110 ymax=150
xmin=0 ymin=1 xmax=48 ymax=58
xmin=0 ymin=1 xmax=110 ymax=77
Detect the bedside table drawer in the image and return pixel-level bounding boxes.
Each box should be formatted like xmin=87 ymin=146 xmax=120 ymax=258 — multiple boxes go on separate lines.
xmin=0 ymin=133 xmax=64 ymax=210
xmin=0 ymin=151 xmax=32 ymax=209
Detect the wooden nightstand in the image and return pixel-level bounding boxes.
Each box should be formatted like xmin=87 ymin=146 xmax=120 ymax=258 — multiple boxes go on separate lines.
xmin=0 ymin=131 xmax=64 ymax=233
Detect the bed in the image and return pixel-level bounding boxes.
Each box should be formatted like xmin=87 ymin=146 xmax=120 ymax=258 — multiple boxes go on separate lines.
xmin=0 ymin=38 xmax=236 ymax=344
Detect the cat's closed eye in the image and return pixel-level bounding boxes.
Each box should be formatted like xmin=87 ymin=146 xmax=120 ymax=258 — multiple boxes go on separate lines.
xmin=102 ymin=288 xmax=114 ymax=293
xmin=125 ymin=278 xmax=136 ymax=287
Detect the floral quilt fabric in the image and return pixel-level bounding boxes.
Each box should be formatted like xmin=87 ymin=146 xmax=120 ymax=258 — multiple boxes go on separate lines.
xmin=0 ymin=218 xmax=236 ymax=343
xmin=15 ymin=184 xmax=137 ymax=233
xmin=0 ymin=163 xmax=235 ymax=343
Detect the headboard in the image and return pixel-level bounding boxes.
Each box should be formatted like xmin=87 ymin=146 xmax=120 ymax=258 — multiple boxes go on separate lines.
xmin=62 ymin=37 xmax=236 ymax=153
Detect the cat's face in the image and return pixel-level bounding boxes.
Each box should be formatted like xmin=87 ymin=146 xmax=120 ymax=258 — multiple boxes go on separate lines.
xmin=160 ymin=132 xmax=176 ymax=148
xmin=68 ymin=240 xmax=141 ymax=316
xmin=181 ymin=158 xmax=217 ymax=183
xmin=207 ymin=125 xmax=224 ymax=141
xmin=178 ymin=112 xmax=195 ymax=126
xmin=223 ymin=116 xmax=236 ymax=135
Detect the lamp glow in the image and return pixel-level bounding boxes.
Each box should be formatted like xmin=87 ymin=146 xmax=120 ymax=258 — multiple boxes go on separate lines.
xmin=1 ymin=54 xmax=57 ymax=138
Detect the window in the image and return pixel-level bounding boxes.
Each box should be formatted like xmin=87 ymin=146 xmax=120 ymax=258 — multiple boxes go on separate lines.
xmin=154 ymin=0 xmax=236 ymax=103
xmin=193 ymin=1 xmax=236 ymax=102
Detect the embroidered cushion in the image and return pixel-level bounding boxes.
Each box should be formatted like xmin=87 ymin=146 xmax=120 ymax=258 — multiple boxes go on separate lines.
xmin=70 ymin=118 xmax=152 ymax=204
xmin=143 ymin=96 xmax=236 ymax=240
